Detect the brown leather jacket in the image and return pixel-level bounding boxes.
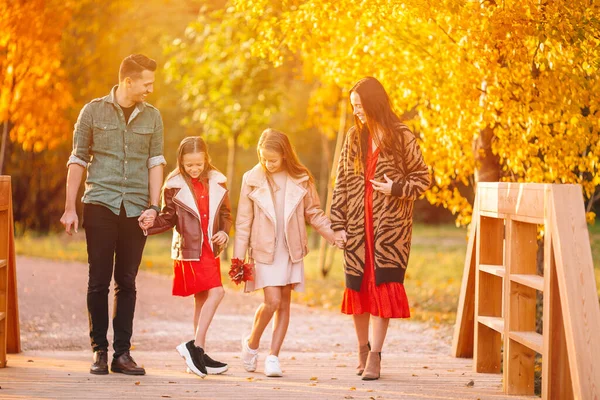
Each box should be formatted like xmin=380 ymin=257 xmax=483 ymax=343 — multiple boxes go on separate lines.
xmin=233 ymin=164 xmax=335 ymax=264
xmin=146 ymin=170 xmax=232 ymax=260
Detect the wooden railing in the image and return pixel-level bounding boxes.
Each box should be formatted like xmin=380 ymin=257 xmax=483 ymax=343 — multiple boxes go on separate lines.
xmin=452 ymin=183 xmax=600 ymax=399
xmin=0 ymin=176 xmax=20 ymax=367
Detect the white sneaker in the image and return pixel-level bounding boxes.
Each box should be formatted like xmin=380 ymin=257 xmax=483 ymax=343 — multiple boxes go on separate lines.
xmin=264 ymin=355 xmax=283 ymax=377
xmin=241 ymin=335 xmax=258 ymax=372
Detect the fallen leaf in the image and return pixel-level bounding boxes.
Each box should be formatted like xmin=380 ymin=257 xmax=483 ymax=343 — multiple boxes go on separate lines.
xmin=336 ymin=364 xmax=347 ymax=367
xmin=349 ymin=387 xmax=356 ymax=391
xmin=290 ymin=356 xmax=296 ymax=360
xmin=161 ymin=396 xmax=171 ymax=398
xmin=246 ymin=377 xmax=254 ymax=382
xmin=310 ymin=376 xmax=318 ymax=381
xmin=423 ymin=366 xmax=429 ymax=369
xmin=466 ymin=380 xmax=475 ymax=387
xmin=168 ymin=381 xmax=176 ymax=384
xmin=135 ymin=381 xmax=141 ymax=386
xmin=27 ymin=360 xmax=34 ymax=363
xmin=412 ymin=374 xmax=418 ymax=377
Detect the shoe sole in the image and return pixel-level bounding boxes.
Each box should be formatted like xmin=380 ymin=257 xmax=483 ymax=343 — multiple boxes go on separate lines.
xmin=176 ymin=343 xmax=206 ymax=378
xmin=187 ymin=365 xmax=229 ymax=375
xmin=90 ymin=369 xmax=109 ymax=375
xmin=110 ymin=367 xmax=145 ymax=376
xmin=265 ymin=372 xmax=283 ymax=377
xmin=206 ymin=365 xmax=229 ymax=374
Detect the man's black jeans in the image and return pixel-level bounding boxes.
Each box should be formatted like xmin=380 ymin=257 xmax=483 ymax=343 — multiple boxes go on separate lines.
xmin=83 ymin=203 xmax=147 ymax=356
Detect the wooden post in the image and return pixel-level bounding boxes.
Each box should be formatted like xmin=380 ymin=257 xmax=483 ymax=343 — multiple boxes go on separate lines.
xmin=0 ymin=176 xmax=20 ymax=368
xmin=453 ymin=183 xmax=600 ymax=399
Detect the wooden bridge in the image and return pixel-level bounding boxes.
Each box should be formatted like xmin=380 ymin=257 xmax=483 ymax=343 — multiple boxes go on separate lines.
xmin=1 ymin=178 xmax=599 ymax=399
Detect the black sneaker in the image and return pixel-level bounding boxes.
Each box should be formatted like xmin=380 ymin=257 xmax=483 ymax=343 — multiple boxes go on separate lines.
xmin=176 ymin=340 xmax=207 ymax=377
xmin=203 ymin=352 xmax=229 ymax=374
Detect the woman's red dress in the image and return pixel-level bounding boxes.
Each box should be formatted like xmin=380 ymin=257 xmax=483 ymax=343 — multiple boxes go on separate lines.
xmin=171 ymin=178 xmax=222 ymax=297
xmin=341 ymin=139 xmax=411 ymax=318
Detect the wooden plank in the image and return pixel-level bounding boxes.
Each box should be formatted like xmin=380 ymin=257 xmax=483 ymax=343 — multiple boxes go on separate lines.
xmin=6 ymin=198 xmax=20 ymax=354
xmin=510 ymin=274 xmax=544 ymax=292
xmin=550 ymin=184 xmax=600 ymax=400
xmin=479 ymin=210 xmax=507 ymax=219
xmin=477 ymin=316 xmax=504 ymax=333
xmin=0 ymin=259 xmax=6 ymax=269
xmin=478 ymin=216 xmax=504 ymax=265
xmin=475 ymin=323 xmax=502 ymax=373
xmin=506 ymin=339 xmax=536 ymax=395
xmin=474 ymin=212 xmax=504 ymax=374
xmin=479 ymin=264 xmax=505 ymax=278
xmin=509 ymin=331 xmax=544 ymax=355
xmin=542 ymin=235 xmax=573 ymax=400
xmin=478 ymin=182 xmax=547 ymax=220
xmin=1 ymin=350 xmax=535 ymax=400
xmin=507 ymin=281 xmax=536 ymax=335
xmin=452 ymin=205 xmax=477 ymax=358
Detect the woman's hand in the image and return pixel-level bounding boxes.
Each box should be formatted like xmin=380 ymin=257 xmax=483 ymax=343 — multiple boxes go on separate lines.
xmin=212 ymin=231 xmax=228 ymax=246
xmin=370 ymin=174 xmax=394 ymax=195
xmin=334 ymin=230 xmax=347 ymax=249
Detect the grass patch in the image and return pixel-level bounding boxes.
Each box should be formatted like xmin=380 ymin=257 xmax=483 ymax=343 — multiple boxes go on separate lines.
xmin=15 ymin=222 xmax=600 ymax=325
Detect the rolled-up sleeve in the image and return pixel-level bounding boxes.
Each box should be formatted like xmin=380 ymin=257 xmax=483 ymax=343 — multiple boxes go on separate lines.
xmin=148 ymin=112 xmax=166 ymax=169
xmin=67 ymin=104 xmax=93 ymax=168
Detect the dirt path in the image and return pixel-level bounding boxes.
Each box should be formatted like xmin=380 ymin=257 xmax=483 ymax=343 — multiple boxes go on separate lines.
xmin=17 ymin=256 xmax=451 ymax=355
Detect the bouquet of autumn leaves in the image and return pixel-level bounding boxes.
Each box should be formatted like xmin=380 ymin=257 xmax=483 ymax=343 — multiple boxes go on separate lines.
xmin=229 ymin=258 xmax=254 ymax=285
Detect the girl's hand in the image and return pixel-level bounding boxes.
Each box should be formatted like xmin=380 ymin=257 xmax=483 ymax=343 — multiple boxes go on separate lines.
xmin=370 ymin=174 xmax=394 ymax=195
xmin=212 ymin=231 xmax=228 ymax=246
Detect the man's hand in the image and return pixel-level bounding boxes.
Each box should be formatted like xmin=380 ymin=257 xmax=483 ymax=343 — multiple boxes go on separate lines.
xmin=60 ymin=210 xmax=79 ymax=235
xmin=370 ymin=174 xmax=394 ymax=195
xmin=138 ymin=209 xmax=157 ymax=230
xmin=212 ymin=231 xmax=228 ymax=246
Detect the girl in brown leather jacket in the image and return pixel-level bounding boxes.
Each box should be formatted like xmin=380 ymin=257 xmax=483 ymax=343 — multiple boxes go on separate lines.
xmin=141 ymin=136 xmax=232 ymax=378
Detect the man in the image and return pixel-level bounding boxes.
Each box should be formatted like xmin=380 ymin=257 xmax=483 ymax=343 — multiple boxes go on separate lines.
xmin=60 ymin=54 xmax=165 ymax=375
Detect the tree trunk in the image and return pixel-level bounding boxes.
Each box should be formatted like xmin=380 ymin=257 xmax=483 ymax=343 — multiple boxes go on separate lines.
xmin=222 ymin=133 xmax=238 ymax=261
xmin=314 ymin=131 xmax=332 ymax=248
xmin=319 ymin=95 xmax=347 ymax=277
xmin=473 ymin=126 xmax=500 ymax=185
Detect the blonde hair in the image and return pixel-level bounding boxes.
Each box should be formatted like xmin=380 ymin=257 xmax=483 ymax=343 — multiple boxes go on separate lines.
xmin=257 ymin=128 xmax=314 ymax=184
xmin=165 ymin=136 xmax=217 ymax=189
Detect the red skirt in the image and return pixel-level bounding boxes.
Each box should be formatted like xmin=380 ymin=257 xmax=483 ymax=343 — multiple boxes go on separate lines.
xmin=341 ymin=142 xmax=410 ymax=319
xmin=172 ymin=258 xmax=222 ymax=297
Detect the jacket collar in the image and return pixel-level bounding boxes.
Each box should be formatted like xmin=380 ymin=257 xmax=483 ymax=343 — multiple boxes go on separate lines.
xmin=246 ymin=164 xmax=309 ymax=225
xmin=165 ymin=170 xmax=227 ymax=220
xmin=105 ymin=85 xmax=146 ymax=122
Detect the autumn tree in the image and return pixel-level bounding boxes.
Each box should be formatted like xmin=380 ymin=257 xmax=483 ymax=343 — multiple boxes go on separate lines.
xmin=0 ymin=0 xmax=75 ymax=172
xmin=163 ymin=2 xmax=288 ymax=191
xmin=237 ymin=0 xmax=600 ymax=225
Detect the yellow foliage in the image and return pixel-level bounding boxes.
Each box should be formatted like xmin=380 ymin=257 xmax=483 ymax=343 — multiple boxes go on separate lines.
xmin=236 ymin=0 xmax=600 ymax=224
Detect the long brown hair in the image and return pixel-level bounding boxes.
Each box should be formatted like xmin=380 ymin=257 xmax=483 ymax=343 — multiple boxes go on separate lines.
xmin=166 ymin=136 xmax=217 ymax=189
xmin=257 ymin=128 xmax=314 ymax=184
xmin=349 ymin=77 xmax=403 ymax=173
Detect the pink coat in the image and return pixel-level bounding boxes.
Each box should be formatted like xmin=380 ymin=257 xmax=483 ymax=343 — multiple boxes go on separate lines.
xmin=233 ymin=164 xmax=335 ymax=264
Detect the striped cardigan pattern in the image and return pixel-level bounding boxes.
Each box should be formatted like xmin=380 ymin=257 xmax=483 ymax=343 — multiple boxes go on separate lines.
xmin=330 ymin=124 xmax=431 ymax=291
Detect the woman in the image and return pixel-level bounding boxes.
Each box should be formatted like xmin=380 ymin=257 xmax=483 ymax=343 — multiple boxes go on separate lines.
xmin=331 ymin=77 xmax=431 ymax=380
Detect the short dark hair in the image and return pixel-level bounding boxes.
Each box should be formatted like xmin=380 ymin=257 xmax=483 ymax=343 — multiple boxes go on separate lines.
xmin=119 ymin=54 xmax=157 ymax=81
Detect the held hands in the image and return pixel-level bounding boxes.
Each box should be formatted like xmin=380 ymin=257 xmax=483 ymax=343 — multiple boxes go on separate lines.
xmin=60 ymin=210 xmax=79 ymax=235
xmin=212 ymin=231 xmax=228 ymax=246
xmin=333 ymin=230 xmax=347 ymax=249
xmin=370 ymin=174 xmax=394 ymax=195
xmin=138 ymin=209 xmax=157 ymax=231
